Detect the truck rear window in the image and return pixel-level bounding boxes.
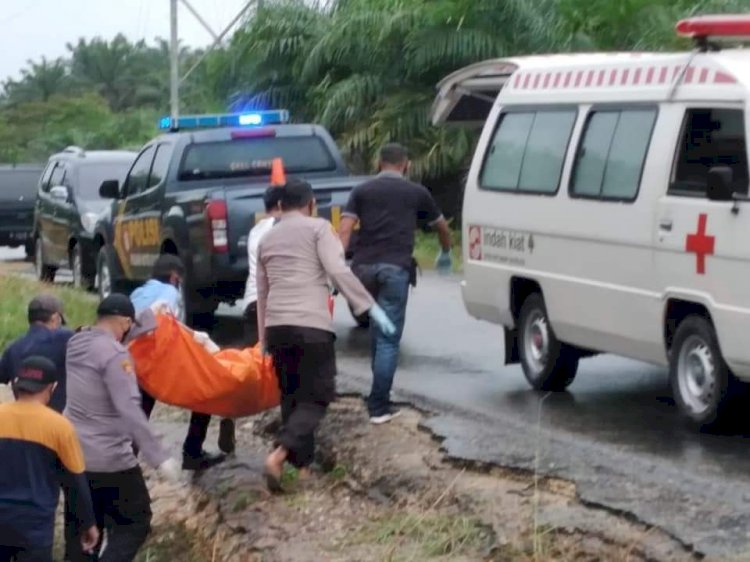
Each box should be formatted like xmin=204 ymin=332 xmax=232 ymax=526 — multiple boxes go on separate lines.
xmin=179 ymin=137 xmax=336 ymax=180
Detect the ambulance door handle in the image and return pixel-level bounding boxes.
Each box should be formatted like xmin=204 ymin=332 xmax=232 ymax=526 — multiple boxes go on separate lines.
xmin=659 ymin=219 xmax=673 ymax=232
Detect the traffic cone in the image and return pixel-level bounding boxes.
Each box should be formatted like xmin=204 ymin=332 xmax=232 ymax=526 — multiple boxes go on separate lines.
xmin=270 ymin=158 xmax=286 ymax=186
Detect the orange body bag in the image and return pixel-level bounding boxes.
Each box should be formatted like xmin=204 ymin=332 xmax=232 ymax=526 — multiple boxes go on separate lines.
xmin=128 ymin=314 xmax=280 ymax=417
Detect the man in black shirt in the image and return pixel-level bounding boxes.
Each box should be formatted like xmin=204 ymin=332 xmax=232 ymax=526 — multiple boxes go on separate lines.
xmin=339 ymin=143 xmax=452 ymax=424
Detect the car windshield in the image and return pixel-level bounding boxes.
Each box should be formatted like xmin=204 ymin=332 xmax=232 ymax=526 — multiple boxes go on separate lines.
xmin=0 ymin=169 xmax=43 ymax=199
xmin=78 ymin=162 xmax=132 ymax=200
xmin=178 ymin=136 xmax=336 ymax=181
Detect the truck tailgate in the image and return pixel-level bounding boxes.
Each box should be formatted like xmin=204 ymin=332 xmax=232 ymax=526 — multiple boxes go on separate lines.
xmin=225 ymin=176 xmax=369 ymax=262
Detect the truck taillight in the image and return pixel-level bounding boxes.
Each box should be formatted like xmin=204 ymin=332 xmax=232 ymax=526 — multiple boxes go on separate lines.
xmin=206 ymin=200 xmax=228 ymax=253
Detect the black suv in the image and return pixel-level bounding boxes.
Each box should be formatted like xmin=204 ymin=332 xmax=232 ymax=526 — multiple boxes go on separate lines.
xmin=0 ymin=164 xmax=44 ymax=258
xmin=33 ymin=147 xmax=135 ymax=288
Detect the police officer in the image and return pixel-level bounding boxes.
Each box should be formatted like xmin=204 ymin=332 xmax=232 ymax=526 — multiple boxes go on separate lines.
xmin=64 ymin=294 xmax=180 ymax=562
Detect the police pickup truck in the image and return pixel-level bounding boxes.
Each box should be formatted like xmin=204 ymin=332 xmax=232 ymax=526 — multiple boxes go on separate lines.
xmin=93 ymin=111 xmax=368 ymax=326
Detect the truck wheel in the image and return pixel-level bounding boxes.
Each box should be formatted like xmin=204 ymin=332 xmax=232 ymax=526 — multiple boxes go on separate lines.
xmin=518 ymin=293 xmax=578 ymax=391
xmin=97 ymin=246 xmax=120 ymax=300
xmin=670 ymin=315 xmax=739 ymax=428
xmin=71 ymin=245 xmax=95 ymax=291
xmin=177 ymin=263 xmax=217 ymax=330
xmin=34 ymin=237 xmax=56 ymax=283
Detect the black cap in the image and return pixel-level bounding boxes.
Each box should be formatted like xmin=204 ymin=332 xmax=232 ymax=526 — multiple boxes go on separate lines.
xmin=28 ymin=294 xmax=66 ymax=325
xmin=97 ymin=293 xmax=137 ymax=321
xmin=14 ymin=356 xmax=58 ymax=393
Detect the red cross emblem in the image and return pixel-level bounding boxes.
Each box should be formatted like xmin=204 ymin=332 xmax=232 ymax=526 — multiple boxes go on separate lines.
xmin=468 ymin=225 xmax=482 ymax=261
xmin=685 ymin=214 xmax=715 ymax=275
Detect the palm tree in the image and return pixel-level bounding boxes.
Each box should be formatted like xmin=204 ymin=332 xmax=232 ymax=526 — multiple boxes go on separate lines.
xmin=225 ymin=0 xmax=562 ymax=179
xmin=2 ymin=58 xmax=72 ymax=105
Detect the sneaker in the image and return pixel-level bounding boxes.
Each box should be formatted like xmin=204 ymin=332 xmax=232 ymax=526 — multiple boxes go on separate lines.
xmin=369 ymin=408 xmax=402 ymax=425
xmin=218 ymin=418 xmax=236 ymax=454
xmin=182 ymin=450 xmax=226 ymax=471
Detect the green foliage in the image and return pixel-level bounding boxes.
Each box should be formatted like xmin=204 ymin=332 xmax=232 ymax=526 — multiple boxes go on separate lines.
xmin=2 ymin=0 xmax=747 ymax=210
xmin=0 ymin=35 xmax=221 ymax=163
xmin=0 ymin=276 xmax=97 ymax=353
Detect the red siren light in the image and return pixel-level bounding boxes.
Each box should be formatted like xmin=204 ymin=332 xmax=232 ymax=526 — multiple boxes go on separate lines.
xmin=676 ymin=15 xmax=750 ymax=38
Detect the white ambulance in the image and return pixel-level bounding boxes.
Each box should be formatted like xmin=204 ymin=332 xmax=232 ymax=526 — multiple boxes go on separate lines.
xmin=432 ymin=15 xmax=750 ymax=426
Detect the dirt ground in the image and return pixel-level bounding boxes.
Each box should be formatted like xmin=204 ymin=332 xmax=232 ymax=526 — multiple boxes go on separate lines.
xmin=0 ymin=355 xmax=702 ymax=562
xmin=136 ymin=397 xmax=700 ymax=562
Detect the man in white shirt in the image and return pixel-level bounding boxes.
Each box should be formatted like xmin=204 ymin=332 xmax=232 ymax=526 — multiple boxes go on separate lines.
xmin=243 ymin=187 xmax=284 ymax=345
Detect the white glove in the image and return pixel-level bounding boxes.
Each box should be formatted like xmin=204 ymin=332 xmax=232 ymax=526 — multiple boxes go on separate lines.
xmin=192 ymin=330 xmax=220 ymax=354
xmin=157 ymin=458 xmax=183 ymax=483
xmin=369 ymin=304 xmax=397 ymax=336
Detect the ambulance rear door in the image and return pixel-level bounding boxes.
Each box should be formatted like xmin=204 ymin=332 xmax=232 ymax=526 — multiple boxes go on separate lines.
xmin=430 ymin=59 xmax=517 ymax=127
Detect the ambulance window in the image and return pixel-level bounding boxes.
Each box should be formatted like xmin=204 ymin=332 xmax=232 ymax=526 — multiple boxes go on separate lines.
xmin=672 ymin=109 xmax=749 ymax=196
xmin=481 ymin=109 xmax=576 ymax=194
xmin=481 ymin=113 xmax=534 ymax=190
xmin=571 ymin=108 xmax=656 ymax=201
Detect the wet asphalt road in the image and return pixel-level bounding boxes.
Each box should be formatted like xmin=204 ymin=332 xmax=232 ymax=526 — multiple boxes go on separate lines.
xmin=3 ymin=245 xmax=749 ymax=558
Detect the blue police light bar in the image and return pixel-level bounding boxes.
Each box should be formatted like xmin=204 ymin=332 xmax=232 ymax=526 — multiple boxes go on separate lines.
xmin=158 ymin=110 xmax=290 ymax=131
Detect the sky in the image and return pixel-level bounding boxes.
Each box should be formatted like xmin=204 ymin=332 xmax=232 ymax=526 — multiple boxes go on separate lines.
xmin=0 ymin=0 xmax=252 ymax=82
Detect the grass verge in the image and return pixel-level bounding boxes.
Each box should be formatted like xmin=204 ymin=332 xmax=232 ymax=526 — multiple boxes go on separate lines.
xmin=412 ymin=229 xmax=463 ymax=273
xmin=0 ymin=275 xmax=97 ymax=351
xmin=353 ymin=511 xmax=490 ymax=560
xmin=134 ymin=523 xmax=211 ymax=562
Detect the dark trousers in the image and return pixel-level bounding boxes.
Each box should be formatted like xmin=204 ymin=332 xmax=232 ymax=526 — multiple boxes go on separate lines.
xmin=140 ymin=390 xmax=210 ymax=457
xmin=65 ymin=466 xmax=152 ymax=562
xmin=0 ymin=546 xmax=52 ymax=562
xmin=354 ymin=264 xmax=411 ymax=416
xmin=244 ymin=302 xmax=259 ymax=346
xmin=266 ymin=326 xmax=336 ymax=468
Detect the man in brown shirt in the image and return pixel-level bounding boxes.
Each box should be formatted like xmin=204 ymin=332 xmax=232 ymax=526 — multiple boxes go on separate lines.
xmin=257 ymin=179 xmax=396 ymax=490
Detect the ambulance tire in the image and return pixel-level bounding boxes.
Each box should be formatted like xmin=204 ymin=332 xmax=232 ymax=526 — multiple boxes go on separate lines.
xmin=518 ymin=294 xmax=578 ymax=391
xmin=670 ymin=316 xmax=741 ymax=428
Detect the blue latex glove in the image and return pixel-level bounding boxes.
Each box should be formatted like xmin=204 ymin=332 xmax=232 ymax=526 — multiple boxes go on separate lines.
xmin=369 ymin=304 xmax=397 ymax=336
xmin=435 ymin=249 xmax=453 ymax=275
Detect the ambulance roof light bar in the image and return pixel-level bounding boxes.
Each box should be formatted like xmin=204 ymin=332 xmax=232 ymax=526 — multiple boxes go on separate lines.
xmin=158 ymin=110 xmax=290 ymax=132
xmin=676 ymin=15 xmax=750 ymax=51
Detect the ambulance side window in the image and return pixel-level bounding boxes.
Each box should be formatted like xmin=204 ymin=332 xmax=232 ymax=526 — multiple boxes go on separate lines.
xmin=571 ymin=108 xmax=657 ymax=202
xmin=671 ymin=109 xmax=748 ymax=196
xmin=480 ymin=109 xmax=576 ymax=195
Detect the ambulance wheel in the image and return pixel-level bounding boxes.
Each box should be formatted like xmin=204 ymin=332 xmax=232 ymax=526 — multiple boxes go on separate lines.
xmin=518 ymin=294 xmax=578 ymax=391
xmin=670 ymin=316 xmax=738 ymax=428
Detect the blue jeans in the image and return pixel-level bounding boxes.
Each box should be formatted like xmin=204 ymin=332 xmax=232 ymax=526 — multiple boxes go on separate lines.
xmin=355 ymin=264 xmax=410 ymax=416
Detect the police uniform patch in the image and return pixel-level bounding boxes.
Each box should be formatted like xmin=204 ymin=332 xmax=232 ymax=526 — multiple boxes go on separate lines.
xmin=121 ymin=360 xmax=134 ymax=375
